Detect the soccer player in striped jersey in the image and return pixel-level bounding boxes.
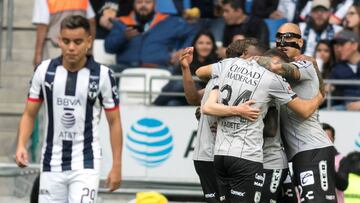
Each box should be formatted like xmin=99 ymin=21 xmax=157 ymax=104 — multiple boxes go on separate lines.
xmin=15 ymin=15 xmax=123 ymax=203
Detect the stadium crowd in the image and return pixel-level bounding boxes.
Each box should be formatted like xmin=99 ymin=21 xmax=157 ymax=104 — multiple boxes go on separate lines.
xmin=32 ymin=0 xmax=360 ymax=109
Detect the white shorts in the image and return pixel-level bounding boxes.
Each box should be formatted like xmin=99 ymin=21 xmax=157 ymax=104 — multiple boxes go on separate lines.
xmin=39 ymin=169 xmax=100 ymax=203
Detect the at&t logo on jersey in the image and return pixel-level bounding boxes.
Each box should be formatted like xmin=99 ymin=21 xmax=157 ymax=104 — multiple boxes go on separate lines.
xmin=61 ymin=108 xmax=76 ymax=128
xmin=126 ymin=118 xmax=173 ymax=167
xmin=56 ymin=97 xmax=80 ymax=140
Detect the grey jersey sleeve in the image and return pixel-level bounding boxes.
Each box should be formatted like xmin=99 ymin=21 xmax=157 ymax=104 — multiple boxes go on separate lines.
xmin=211 ymin=62 xmax=222 ymax=79
xmin=268 ymin=74 xmax=297 ymax=106
xmin=211 ymin=58 xmax=238 ymax=79
xmin=291 ymin=60 xmax=315 ymax=81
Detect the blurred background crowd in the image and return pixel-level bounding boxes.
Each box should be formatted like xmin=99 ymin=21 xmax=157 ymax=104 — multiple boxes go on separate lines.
xmin=32 ymin=0 xmax=360 ymax=109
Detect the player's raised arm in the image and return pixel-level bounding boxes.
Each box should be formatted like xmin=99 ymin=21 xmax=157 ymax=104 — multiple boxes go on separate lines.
xmin=202 ymin=89 xmax=260 ymax=122
xmin=180 ymin=47 xmax=203 ymax=105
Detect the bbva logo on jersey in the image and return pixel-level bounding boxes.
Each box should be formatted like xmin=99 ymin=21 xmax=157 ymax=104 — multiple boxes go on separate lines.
xmin=126 ymin=118 xmax=173 ymax=167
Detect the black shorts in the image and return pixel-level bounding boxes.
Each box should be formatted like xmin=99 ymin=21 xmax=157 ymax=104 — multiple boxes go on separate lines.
xmin=279 ymin=169 xmax=299 ymax=203
xmin=292 ymin=146 xmax=337 ymax=203
xmin=194 ymin=160 xmax=224 ymax=203
xmin=214 ymin=155 xmax=263 ymax=203
xmin=260 ymin=168 xmax=288 ymax=202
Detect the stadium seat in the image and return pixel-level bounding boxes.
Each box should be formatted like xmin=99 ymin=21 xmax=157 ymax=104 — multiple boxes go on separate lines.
xmin=264 ymin=18 xmax=288 ymax=46
xmin=119 ymin=68 xmax=172 ymax=104
xmin=155 ymin=0 xmax=190 ymax=15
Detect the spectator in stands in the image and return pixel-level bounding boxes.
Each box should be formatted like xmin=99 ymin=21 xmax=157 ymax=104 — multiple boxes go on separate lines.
xmin=153 ymin=30 xmax=219 ymax=106
xmin=272 ymin=0 xmax=294 ymax=22
xmin=315 ymin=40 xmax=336 ymax=79
xmin=104 ymin=0 xmax=196 ymax=71
xmin=186 ymin=30 xmax=220 ymax=75
xmin=330 ymin=0 xmax=355 ymax=25
xmin=322 ymin=122 xmax=347 ymax=203
xmin=118 ymin=0 xmax=134 ymax=16
xmin=344 ymin=4 xmax=360 ymax=38
xmin=219 ymin=0 xmax=269 ymax=57
xmin=189 ymin=0 xmax=225 ymax=42
xmin=90 ymin=0 xmax=120 ymax=65
xmin=251 ymin=0 xmax=279 ymax=19
xmin=299 ymin=0 xmax=343 ymax=56
xmin=300 ymin=0 xmax=354 ymax=25
xmin=343 ymin=151 xmax=360 ymax=203
xmin=330 ymin=30 xmax=360 ymax=110
xmin=274 ymin=0 xmax=309 ymax=23
xmin=32 ymin=0 xmax=96 ymax=66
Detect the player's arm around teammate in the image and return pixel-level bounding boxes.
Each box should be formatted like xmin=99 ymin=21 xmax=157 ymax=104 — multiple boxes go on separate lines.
xmin=180 ymin=47 xmax=261 ymax=121
xmin=256 ymin=52 xmax=326 ymax=96
xmin=104 ymin=108 xmax=123 ymax=192
xmin=195 ymin=64 xmax=213 ymax=82
xmin=203 ymin=55 xmax=324 ymax=120
xmin=286 ymin=92 xmax=323 ymax=119
xmin=203 ymin=89 xmax=260 ymax=121
xmin=203 ymin=85 xmax=322 ymax=120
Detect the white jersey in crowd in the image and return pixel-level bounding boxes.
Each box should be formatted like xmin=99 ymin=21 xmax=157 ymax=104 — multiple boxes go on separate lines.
xmin=299 ymin=22 xmax=342 ymax=56
xmin=211 ymin=58 xmax=296 ymax=163
xmin=28 ymin=57 xmax=119 ymax=172
xmin=280 ymin=60 xmax=333 ymax=160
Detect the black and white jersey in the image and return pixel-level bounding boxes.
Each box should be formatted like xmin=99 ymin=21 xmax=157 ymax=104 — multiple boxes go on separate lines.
xmin=28 ymin=56 xmax=119 ymax=172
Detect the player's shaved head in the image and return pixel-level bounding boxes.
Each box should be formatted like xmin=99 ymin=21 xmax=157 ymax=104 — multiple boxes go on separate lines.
xmin=276 ymin=23 xmax=303 ymax=58
xmin=278 ymin=23 xmax=302 ymax=35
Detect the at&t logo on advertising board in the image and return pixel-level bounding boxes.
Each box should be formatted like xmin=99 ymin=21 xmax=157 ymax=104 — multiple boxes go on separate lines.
xmin=126 ymin=118 xmax=173 ymax=167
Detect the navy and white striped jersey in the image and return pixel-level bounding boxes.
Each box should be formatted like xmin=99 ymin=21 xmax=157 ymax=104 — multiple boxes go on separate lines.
xmin=28 ymin=56 xmax=119 ymax=172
